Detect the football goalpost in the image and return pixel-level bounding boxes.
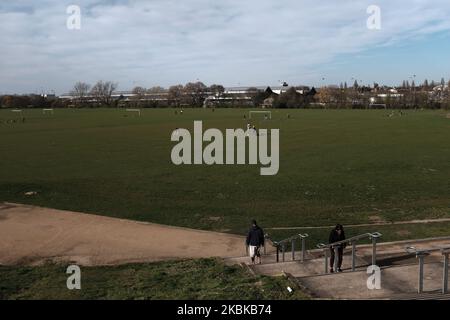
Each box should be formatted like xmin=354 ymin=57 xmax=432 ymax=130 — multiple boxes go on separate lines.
xmin=125 ymin=108 xmax=141 ymax=117
xmin=249 ymin=111 xmax=272 ymax=120
xmin=43 ymin=109 xmax=54 ymax=115
xmin=368 ymin=104 xmax=387 ymax=109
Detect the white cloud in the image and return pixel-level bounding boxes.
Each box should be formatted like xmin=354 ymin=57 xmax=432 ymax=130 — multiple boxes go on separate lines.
xmin=1 ymin=0 xmax=450 ymax=93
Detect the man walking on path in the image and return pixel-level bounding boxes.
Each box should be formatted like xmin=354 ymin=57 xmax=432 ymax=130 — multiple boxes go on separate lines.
xmin=246 ymin=220 xmax=265 ymax=264
xmin=329 ymin=224 xmax=346 ymax=273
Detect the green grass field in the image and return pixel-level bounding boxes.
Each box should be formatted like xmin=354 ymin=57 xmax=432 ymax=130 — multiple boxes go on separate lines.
xmin=1 ymin=108 xmax=449 ymax=242
xmin=0 ymin=258 xmax=309 ymax=300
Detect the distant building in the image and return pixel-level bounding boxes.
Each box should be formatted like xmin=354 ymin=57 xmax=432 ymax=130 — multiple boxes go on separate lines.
xmin=261 ymin=97 xmax=275 ymax=108
xmin=59 ymin=84 xmax=311 ymax=107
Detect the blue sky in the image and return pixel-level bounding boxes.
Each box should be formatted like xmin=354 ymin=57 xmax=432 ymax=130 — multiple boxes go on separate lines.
xmin=322 ymin=31 xmax=450 ymax=87
xmin=1 ymin=0 xmax=450 ymax=94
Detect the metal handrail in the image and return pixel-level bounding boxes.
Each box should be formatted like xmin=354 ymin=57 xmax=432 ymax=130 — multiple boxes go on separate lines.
xmin=317 ymin=232 xmax=382 ymax=249
xmin=405 ymin=245 xmax=450 ymax=294
xmin=275 ymin=233 xmax=310 ymax=245
xmin=317 ymin=232 xmax=382 ymax=273
xmin=405 ymin=245 xmax=450 ymax=255
xmin=265 ymin=233 xmax=309 ymax=263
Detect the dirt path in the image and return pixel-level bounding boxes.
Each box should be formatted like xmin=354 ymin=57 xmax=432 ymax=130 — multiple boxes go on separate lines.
xmin=0 ymin=203 xmax=246 ymax=266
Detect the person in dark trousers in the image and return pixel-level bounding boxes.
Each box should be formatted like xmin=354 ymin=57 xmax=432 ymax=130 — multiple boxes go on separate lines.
xmin=329 ymin=224 xmax=346 ymax=273
xmin=246 ymin=220 xmax=265 ymax=264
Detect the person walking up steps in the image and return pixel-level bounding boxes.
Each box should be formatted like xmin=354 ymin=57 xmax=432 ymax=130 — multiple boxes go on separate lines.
xmin=246 ymin=220 xmax=265 ymax=265
xmin=329 ymin=224 xmax=346 ymax=273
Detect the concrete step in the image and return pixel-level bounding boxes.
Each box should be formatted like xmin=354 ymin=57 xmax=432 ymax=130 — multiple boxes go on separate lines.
xmin=224 ymin=249 xmax=319 ymax=266
xmin=226 ymin=237 xmax=450 ymax=299
xmin=250 ymin=254 xmax=368 ymax=277
xmin=227 ymin=248 xmax=433 ymax=278
xmin=388 ymin=291 xmax=450 ymax=300
xmin=226 ymin=237 xmax=450 ymax=270
xmin=296 ymin=262 xmax=448 ymax=299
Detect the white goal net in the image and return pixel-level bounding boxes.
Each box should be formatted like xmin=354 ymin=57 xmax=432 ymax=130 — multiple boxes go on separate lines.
xmin=43 ymin=109 xmax=54 ymax=114
xmin=249 ymin=111 xmax=271 ymax=120
xmin=125 ymin=109 xmax=141 ymax=116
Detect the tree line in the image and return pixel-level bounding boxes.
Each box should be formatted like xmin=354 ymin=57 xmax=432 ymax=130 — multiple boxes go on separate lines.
xmin=1 ymin=78 xmax=449 ymax=109
xmin=314 ymin=79 xmax=450 ymax=109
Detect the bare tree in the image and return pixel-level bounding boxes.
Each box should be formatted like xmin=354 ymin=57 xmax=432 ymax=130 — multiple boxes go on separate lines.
xmin=90 ymin=81 xmax=118 ymax=106
xmin=147 ymin=86 xmax=165 ymax=94
xmin=131 ymin=86 xmax=147 ymax=107
xmin=168 ymin=85 xmax=184 ymax=107
xmin=184 ymin=82 xmax=208 ymax=107
xmin=209 ymin=84 xmax=225 ymax=97
xmin=442 ymin=80 xmax=450 ymax=108
xmin=71 ymin=82 xmax=91 ymax=107
xmin=247 ymin=87 xmax=268 ymax=107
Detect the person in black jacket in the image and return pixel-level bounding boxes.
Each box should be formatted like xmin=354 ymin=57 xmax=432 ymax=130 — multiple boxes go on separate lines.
xmin=329 ymin=224 xmax=346 ymax=273
xmin=246 ymin=220 xmax=265 ymax=264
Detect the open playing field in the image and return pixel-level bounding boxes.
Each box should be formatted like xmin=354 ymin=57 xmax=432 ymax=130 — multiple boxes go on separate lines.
xmin=1 ymin=108 xmax=449 ymax=242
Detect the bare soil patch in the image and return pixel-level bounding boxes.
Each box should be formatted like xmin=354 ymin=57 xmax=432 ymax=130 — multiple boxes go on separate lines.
xmin=0 ymin=203 xmax=245 ymax=266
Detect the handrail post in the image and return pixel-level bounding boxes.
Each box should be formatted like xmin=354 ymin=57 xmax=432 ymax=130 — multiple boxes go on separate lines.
xmin=443 ymin=252 xmax=449 ymax=294
xmin=370 ymin=233 xmax=382 ymax=266
xmin=324 ymin=248 xmax=329 ymax=274
xmin=291 ymin=239 xmax=295 ymax=261
xmin=417 ymin=253 xmax=428 ymax=294
xmin=263 ymin=234 xmax=269 ymax=255
xmin=301 ymin=237 xmax=306 ymax=262
xmin=406 ymin=246 xmax=450 ymax=294
xmin=317 ymin=232 xmax=381 ymax=272
xmin=282 ymin=243 xmax=286 ymax=262
xmin=276 ymin=245 xmax=279 ymax=263
xmin=334 ymin=246 xmax=339 ymax=271
xmin=352 ymin=241 xmax=356 ymax=272
xmin=372 ymin=237 xmax=377 ymax=266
